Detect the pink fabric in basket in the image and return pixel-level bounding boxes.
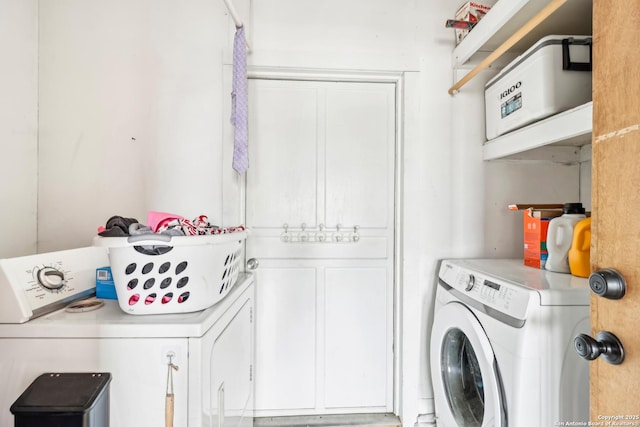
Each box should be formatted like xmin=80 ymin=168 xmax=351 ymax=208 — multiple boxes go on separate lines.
xmin=147 ymin=211 xmax=184 ymax=232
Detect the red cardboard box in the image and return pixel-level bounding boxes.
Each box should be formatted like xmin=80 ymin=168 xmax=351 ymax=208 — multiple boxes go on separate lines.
xmin=454 ymin=1 xmax=496 ymax=44
xmin=522 ymin=208 xmax=563 ymax=269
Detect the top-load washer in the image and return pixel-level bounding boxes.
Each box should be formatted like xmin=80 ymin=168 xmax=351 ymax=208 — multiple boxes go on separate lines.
xmin=0 ymin=265 xmax=255 ymax=427
xmin=430 ymin=259 xmax=590 ymax=426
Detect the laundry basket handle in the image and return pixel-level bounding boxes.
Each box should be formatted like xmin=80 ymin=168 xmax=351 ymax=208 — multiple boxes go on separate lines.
xmin=126 ymin=234 xmax=175 ymax=256
xmin=127 ymin=234 xmax=173 ymax=244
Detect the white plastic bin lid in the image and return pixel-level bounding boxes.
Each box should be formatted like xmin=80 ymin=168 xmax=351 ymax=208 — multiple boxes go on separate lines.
xmin=485 ymin=35 xmax=592 ymax=89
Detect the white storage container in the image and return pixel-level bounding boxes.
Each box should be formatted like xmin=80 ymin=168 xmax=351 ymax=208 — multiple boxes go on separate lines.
xmin=485 ymin=35 xmax=592 ymax=140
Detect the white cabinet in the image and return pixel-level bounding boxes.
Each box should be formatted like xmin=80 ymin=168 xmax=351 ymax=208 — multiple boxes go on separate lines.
xmin=245 ymin=79 xmax=396 ymax=416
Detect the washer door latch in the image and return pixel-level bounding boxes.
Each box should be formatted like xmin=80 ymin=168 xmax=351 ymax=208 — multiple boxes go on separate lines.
xmin=574 ymin=331 xmax=625 ymax=365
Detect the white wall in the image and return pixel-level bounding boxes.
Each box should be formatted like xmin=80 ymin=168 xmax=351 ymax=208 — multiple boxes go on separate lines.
xmin=37 ymin=0 xmax=234 ymax=252
xmin=0 ymin=0 xmax=38 ymax=258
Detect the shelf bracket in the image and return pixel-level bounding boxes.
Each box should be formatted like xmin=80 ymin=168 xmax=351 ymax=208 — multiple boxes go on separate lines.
xmin=448 ymin=0 xmax=568 ymax=96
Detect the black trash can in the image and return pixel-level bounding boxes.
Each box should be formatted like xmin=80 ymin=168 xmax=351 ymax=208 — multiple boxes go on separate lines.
xmin=11 ymin=373 xmax=112 ymax=427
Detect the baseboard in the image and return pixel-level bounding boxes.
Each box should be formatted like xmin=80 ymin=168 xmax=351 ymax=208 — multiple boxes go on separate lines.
xmin=254 ymin=413 xmax=402 ymax=427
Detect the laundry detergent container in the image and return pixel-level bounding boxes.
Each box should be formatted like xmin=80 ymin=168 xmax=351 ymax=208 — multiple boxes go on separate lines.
xmin=11 ymin=373 xmax=111 ymax=427
xmin=485 ymin=35 xmax=592 ymax=140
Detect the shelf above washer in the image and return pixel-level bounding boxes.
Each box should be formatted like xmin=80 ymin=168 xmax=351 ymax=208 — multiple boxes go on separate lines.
xmin=450 ymin=0 xmax=592 ymax=94
xmin=483 ymin=101 xmax=592 ymax=160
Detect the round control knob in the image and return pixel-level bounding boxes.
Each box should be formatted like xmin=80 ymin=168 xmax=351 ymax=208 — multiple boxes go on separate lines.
xmin=37 ymin=267 xmax=66 ymax=290
xmin=464 ymin=274 xmax=476 ymax=291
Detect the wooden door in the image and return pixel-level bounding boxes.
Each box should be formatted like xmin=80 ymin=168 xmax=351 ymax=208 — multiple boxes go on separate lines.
xmin=244 ymin=78 xmax=396 ymax=416
xmin=591 ymin=1 xmax=640 ymax=417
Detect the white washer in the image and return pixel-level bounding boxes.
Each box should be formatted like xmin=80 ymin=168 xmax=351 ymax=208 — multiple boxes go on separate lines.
xmin=0 ymin=272 xmax=255 ymax=427
xmin=430 ymin=259 xmax=590 ymax=426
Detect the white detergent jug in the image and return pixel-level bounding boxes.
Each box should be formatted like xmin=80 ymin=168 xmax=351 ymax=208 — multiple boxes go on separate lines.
xmin=545 ymin=203 xmax=586 ymax=273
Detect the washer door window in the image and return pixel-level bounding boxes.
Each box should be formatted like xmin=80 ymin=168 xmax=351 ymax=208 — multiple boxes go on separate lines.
xmin=431 ymin=302 xmax=507 ymax=427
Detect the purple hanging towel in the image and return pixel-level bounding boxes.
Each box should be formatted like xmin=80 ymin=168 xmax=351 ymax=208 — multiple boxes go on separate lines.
xmin=231 ymin=26 xmax=248 ymax=174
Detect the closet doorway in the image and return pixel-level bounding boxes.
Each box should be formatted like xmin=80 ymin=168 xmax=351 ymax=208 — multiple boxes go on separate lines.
xmin=225 ymin=71 xmax=401 ymax=416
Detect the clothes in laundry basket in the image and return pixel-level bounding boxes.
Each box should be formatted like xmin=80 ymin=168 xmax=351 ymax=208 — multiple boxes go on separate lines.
xmin=97 ymin=215 xmax=139 ymax=237
xmin=96 ymin=212 xmax=246 ymax=237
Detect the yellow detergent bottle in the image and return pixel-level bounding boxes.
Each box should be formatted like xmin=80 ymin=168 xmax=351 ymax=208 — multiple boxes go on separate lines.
xmin=568 ymin=217 xmax=591 ymax=278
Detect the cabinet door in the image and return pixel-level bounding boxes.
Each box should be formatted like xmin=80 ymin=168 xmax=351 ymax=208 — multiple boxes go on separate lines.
xmin=591 ymin=2 xmax=640 ymax=416
xmin=210 ymin=298 xmax=254 ymax=427
xmin=246 ymin=79 xmax=396 ymax=415
xmin=207 ymin=285 xmax=255 ymax=427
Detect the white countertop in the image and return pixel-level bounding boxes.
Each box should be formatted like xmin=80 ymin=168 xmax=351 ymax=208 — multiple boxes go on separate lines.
xmin=0 ymin=273 xmax=254 ymax=339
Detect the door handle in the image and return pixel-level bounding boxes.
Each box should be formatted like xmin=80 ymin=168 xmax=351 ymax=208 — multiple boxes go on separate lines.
xmin=589 ymin=268 xmax=626 ymax=299
xmin=574 ymin=331 xmax=625 ymax=365
xmin=247 ymin=258 xmax=259 ymax=270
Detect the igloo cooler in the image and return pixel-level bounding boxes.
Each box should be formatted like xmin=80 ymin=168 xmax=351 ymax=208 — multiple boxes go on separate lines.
xmin=484 ymin=35 xmax=592 ymax=140
xmin=11 ymin=373 xmax=111 ymax=427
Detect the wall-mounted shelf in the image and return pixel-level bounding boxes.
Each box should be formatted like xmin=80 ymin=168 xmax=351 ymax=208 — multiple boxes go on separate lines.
xmin=483 ymin=101 xmax=592 ymax=160
xmin=450 ymin=0 xmax=592 ymax=94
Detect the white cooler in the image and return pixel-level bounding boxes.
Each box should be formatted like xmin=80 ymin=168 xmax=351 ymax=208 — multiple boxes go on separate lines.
xmin=485 ymin=35 xmax=592 ymax=140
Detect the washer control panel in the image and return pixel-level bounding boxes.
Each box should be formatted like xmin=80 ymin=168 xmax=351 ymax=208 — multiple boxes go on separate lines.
xmin=439 ymin=260 xmax=532 ymax=320
xmin=0 ymin=247 xmax=109 ymax=323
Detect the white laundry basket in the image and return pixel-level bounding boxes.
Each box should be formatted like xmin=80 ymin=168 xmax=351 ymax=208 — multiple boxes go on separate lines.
xmin=94 ymin=231 xmax=247 ymax=315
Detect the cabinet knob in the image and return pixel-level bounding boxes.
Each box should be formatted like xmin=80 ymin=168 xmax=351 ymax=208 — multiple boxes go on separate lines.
xmin=589 ymin=268 xmax=626 ymax=299
xmin=247 ymin=258 xmax=259 ymax=270
xmin=574 ymin=331 xmax=625 ymax=365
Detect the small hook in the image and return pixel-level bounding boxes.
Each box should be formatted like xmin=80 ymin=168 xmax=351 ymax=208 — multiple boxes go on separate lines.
xmin=281 ymin=223 xmax=290 ymax=242
xmin=316 ymin=223 xmax=326 ymax=242
xmin=334 ymin=224 xmax=343 ymax=242
xmin=166 ymin=352 xmax=179 ymax=371
xmin=352 ymin=225 xmax=360 ymax=242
